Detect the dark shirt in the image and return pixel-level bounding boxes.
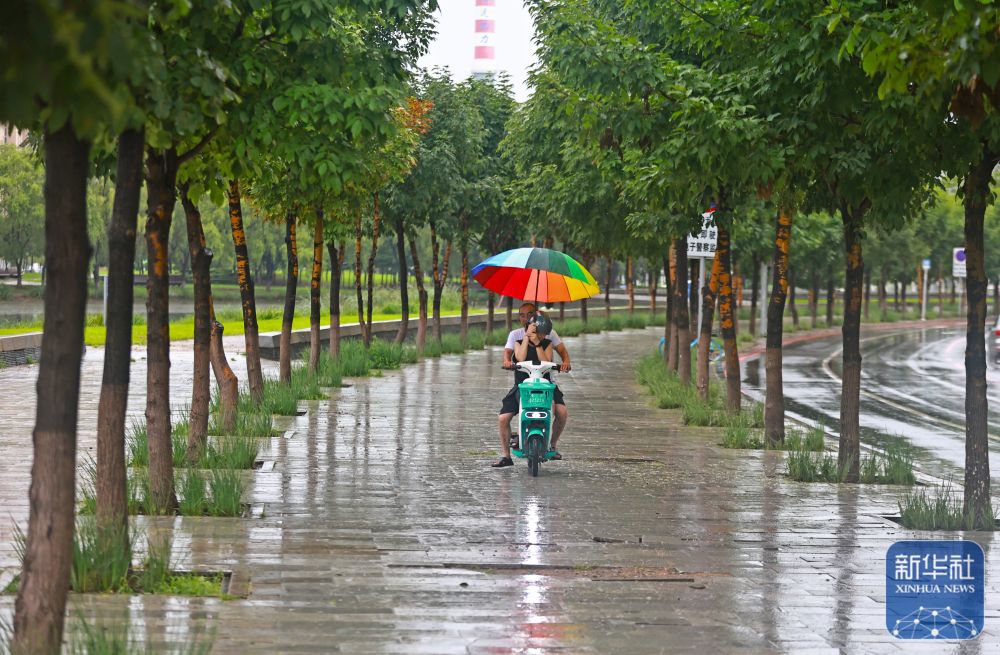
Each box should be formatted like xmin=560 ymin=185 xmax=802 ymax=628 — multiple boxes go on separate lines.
xmin=513 ymin=338 xmax=553 ymax=386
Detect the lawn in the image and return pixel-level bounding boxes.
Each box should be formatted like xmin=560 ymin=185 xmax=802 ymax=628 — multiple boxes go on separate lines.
xmin=0 ymin=308 xmax=482 ymax=347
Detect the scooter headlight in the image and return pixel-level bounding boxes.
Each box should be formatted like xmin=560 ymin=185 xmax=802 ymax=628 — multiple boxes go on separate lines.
xmin=524 ymin=411 xmax=548 ymax=419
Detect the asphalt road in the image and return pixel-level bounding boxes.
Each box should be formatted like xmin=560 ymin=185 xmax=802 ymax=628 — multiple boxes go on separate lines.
xmin=742 ymin=325 xmax=1000 ymax=484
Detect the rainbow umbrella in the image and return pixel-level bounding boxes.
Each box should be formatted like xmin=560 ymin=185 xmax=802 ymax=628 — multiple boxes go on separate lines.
xmin=471 ymin=247 xmax=600 ymax=302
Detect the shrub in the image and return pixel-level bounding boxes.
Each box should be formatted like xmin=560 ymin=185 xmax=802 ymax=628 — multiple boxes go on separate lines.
xmin=898 ymin=485 xmax=995 ymax=531
xmin=208 ymin=408 xmax=273 ymax=439
xmin=722 ymin=423 xmax=763 ymax=449
xmin=439 ymin=333 xmax=465 ymax=354
xmin=178 ymin=469 xmax=208 ymax=515
xmin=315 ymin=351 xmax=343 ymax=387
xmin=261 ymin=378 xmax=299 ymax=416
xmin=207 ymin=469 xmax=244 ymax=517
xmin=368 ymin=338 xmax=404 ymax=369
xmin=624 ymin=314 xmax=649 ymax=329
xmin=71 ymin=521 xmax=133 ymax=593
xmin=338 ymin=340 xmax=371 ymax=376
xmin=462 ymin=328 xmax=486 ymax=351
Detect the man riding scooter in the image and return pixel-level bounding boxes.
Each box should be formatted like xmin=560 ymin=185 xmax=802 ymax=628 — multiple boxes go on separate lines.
xmin=492 ymin=311 xmax=567 ymax=468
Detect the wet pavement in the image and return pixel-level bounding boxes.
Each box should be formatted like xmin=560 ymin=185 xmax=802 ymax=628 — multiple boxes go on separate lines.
xmin=742 ymin=323 xmax=1000 ymax=485
xmin=0 ymin=327 xmax=999 ymax=652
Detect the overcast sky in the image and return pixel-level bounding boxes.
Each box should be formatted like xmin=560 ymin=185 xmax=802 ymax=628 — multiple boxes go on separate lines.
xmin=418 ymin=0 xmax=538 ymax=101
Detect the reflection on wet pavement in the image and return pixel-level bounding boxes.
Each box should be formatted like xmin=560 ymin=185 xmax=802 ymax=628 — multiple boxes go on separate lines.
xmin=0 ymin=327 xmax=998 ymax=652
xmin=744 ymin=325 xmax=1000 ymax=483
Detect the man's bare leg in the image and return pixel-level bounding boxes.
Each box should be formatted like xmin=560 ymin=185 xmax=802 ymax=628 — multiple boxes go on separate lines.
xmin=551 ymin=404 xmax=568 ymax=450
xmin=497 ymin=412 xmax=515 ymax=458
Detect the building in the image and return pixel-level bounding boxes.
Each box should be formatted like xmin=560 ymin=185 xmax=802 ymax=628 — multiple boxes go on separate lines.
xmin=0 ymin=124 xmax=28 ymax=146
xmin=471 ymin=0 xmax=497 ymax=79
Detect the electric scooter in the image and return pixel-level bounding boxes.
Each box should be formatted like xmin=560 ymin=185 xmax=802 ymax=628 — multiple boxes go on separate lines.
xmin=510 ymin=361 xmax=559 ymax=477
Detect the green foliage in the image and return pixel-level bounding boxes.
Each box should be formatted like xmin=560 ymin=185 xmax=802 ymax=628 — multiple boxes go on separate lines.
xmin=337 ymin=340 xmax=372 ymax=376
xmin=368 ymin=338 xmax=406 ymax=369
xmin=261 ymin=378 xmax=300 ymax=416
xmin=722 ymin=422 xmax=763 ymax=449
xmin=206 ymin=469 xmax=244 ymax=517
xmin=785 ymin=450 xmax=849 ymax=483
xmin=315 ymin=352 xmax=343 ymax=387
xmin=178 ymin=469 xmax=208 ymax=516
xmin=71 ymin=522 xmax=132 ymax=594
xmin=899 ymin=485 xmax=996 ymax=532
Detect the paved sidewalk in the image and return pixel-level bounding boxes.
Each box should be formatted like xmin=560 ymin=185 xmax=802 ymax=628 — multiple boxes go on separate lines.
xmin=0 ymin=327 xmax=998 ymax=653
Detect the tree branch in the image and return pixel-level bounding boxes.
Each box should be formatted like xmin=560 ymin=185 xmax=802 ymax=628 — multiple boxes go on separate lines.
xmin=176 ymin=127 xmax=218 ymax=166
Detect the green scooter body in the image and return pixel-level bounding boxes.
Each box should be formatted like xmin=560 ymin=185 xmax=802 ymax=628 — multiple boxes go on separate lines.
xmin=511 ymin=376 xmax=554 ymax=459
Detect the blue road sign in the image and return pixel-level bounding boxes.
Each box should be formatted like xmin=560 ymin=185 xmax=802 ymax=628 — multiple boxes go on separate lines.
xmin=886 ymin=540 xmax=984 ymax=640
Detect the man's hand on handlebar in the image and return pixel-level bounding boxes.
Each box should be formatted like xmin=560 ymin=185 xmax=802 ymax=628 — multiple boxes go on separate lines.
xmin=559 ymin=361 xmax=572 ymax=373
xmin=502 ymin=359 xmax=515 ymax=370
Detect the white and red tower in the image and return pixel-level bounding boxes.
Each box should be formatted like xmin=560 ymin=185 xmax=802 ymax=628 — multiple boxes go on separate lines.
xmin=471 ymin=0 xmax=497 ymax=78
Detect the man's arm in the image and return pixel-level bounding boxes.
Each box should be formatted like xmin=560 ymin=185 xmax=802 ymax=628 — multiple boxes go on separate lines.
xmin=503 ymin=348 xmax=515 ymax=370
xmin=555 ymin=342 xmax=571 ymax=372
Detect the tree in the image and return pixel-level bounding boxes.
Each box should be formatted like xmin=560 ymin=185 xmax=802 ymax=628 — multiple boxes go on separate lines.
xmin=0 ymin=1 xmax=149 ymax=648
xmin=0 ymin=144 xmax=43 ymax=285
xmin=825 ymin=1 xmax=998 ymax=499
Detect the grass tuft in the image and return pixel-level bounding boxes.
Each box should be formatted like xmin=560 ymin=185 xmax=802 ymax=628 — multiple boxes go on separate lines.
xmin=899 ymin=484 xmax=996 ymax=531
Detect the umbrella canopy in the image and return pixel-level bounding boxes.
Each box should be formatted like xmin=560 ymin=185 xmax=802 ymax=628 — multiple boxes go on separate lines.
xmin=471 ymin=247 xmax=600 ymax=302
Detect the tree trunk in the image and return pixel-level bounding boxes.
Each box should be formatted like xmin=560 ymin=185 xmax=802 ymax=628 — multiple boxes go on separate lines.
xmin=365 ymin=194 xmax=382 ymax=347
xmin=878 ymin=267 xmax=888 ymax=320
xmin=95 ymin=129 xmax=141 ymax=548
xmin=354 ymin=207 xmax=366 ymax=347
xmin=717 ymin=225 xmax=741 ymax=412
xmin=409 ymin=234 xmax=428 ymax=352
xmin=826 ymin=276 xmax=835 ymax=326
xmin=809 ymin=271 xmax=819 ymax=328
xmin=696 ymin=249 xmax=721 ymax=401
xmin=675 ymin=237 xmax=691 ymax=385
xmin=901 ymin=279 xmax=908 ymax=316
xmin=486 ymin=292 xmax=496 ymax=335
xmin=180 ymin=186 xmax=212 ymax=466
xmin=327 ymin=241 xmax=344 ymax=359
xmin=788 ymin=266 xmax=799 ymax=326
xmin=430 ymin=223 xmax=450 ymax=344
xmin=604 ymin=257 xmax=613 ymax=318
xmin=893 ymin=280 xmax=899 ymax=311
xmin=280 ymin=214 xmax=298 ymax=382
xmin=864 ymin=269 xmax=871 ymax=321
xmin=764 ymin=208 xmax=793 ymax=447
xmin=962 ymin=148 xmax=997 ymax=528
xmin=393 ymin=215 xmax=409 ymax=344
xmin=12 ymin=125 xmax=91 ymax=655
xmin=209 ymin=300 xmax=238 ymax=434
xmin=626 ymin=256 xmax=635 ymax=314
xmin=460 ymin=215 xmax=469 ymax=342
xmin=749 ymin=255 xmax=760 ymax=337
xmin=506 ymin=295 xmax=513 ymax=330
xmin=648 ymin=267 xmax=657 ymax=317
xmin=839 ymin=206 xmax=866 ymax=483
xmin=309 ymin=209 xmax=324 ymax=371
xmin=143 ymin=147 xmax=178 ymax=514
xmin=228 ymin=179 xmax=264 ymax=402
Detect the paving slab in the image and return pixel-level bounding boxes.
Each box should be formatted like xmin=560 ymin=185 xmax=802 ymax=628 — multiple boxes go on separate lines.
xmin=0 ymin=327 xmax=998 ymax=653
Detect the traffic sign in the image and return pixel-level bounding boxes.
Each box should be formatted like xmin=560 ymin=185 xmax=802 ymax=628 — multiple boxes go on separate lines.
xmin=688 ymin=212 xmax=717 ymax=259
xmin=953 ymin=248 xmax=967 ymax=278
xmin=922 ymin=258 xmax=931 ymax=270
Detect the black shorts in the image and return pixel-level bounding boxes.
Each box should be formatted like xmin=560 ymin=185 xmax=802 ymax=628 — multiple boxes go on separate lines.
xmin=499 ymin=384 xmax=565 ymax=416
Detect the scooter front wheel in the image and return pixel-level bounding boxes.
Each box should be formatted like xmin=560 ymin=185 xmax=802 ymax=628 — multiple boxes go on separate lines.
xmin=526 ymin=435 xmax=543 ymax=477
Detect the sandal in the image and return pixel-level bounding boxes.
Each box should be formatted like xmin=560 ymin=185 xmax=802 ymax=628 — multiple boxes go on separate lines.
xmin=545 ymin=451 xmax=562 ymax=461
xmin=491 ymin=456 xmax=514 ymax=468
